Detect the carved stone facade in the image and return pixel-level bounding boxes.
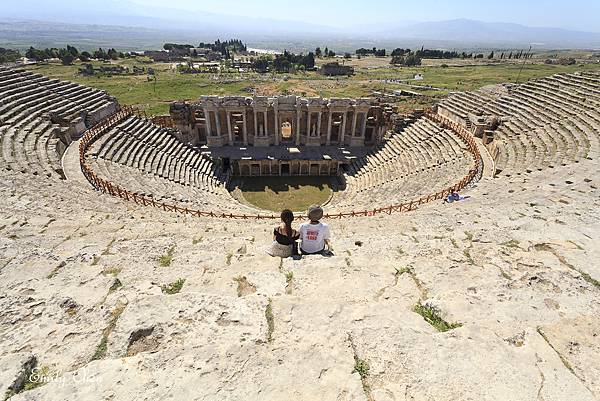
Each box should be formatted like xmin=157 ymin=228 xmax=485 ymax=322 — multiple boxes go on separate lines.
xmin=234 ymin=159 xmax=340 ymax=176
xmin=170 ymin=96 xmax=394 ymax=148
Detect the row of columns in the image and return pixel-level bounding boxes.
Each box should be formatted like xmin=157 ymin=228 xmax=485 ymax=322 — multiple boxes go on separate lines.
xmin=202 ymin=108 xmax=372 ymax=146
xmin=235 ymin=159 xmax=339 ymax=176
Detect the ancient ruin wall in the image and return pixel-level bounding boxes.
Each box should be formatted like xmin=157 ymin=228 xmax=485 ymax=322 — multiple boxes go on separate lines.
xmin=170 ymin=96 xmax=395 ymax=147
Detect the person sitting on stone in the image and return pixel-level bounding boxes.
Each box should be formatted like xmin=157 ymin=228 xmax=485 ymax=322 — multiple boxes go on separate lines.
xmin=443 ymin=191 xmax=461 ymax=204
xmin=299 ymin=205 xmax=332 ymax=255
xmin=266 ymin=209 xmax=300 ymax=258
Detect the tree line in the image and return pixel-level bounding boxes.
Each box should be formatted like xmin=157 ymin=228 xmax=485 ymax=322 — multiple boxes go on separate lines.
xmin=24 ymin=45 xmax=125 ymax=65
xmin=164 ymin=39 xmax=248 ymax=59
xmin=0 ymin=48 xmax=22 ymax=63
xmin=389 ymin=47 xmax=534 ymax=66
xmin=356 ymin=47 xmax=387 ymax=57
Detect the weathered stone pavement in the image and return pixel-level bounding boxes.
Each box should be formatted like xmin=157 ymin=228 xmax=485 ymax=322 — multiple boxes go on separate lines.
xmin=1 ymin=157 xmax=599 ymax=400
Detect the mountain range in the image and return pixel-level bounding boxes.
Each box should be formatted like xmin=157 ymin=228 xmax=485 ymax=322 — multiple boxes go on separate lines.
xmin=1 ymin=1 xmax=600 ymax=50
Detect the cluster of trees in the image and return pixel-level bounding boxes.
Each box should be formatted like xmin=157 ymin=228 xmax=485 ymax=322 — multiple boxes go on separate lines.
xmin=497 ymin=51 xmax=533 ymax=59
xmin=390 ymin=47 xmax=534 ymax=65
xmin=251 ymin=50 xmax=316 ymax=73
xmin=315 ymin=47 xmax=336 ymax=58
xmin=163 ymin=39 xmax=248 ymax=59
xmin=393 ymin=48 xmax=460 ymax=59
xmin=389 ymin=48 xmax=424 ymax=66
xmin=25 ymin=45 xmax=124 ymax=65
xmin=0 ymin=48 xmax=21 ymax=63
xmin=198 ymin=39 xmax=247 ymax=58
xmin=356 ymin=47 xmax=386 ymax=57
xmin=454 ymin=50 xmax=533 ymax=60
xmin=163 ymin=43 xmax=193 ymax=51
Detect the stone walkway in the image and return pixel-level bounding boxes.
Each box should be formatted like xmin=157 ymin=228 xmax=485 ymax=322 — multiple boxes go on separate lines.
xmin=61 ymin=139 xmax=91 ymax=189
xmin=474 ymin=137 xmax=496 ymax=178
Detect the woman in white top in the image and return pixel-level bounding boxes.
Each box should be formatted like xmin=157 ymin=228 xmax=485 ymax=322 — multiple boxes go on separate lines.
xmin=299 ymin=205 xmax=331 ymax=255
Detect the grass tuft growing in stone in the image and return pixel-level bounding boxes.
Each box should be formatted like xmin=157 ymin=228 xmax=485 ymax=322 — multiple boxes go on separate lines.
xmin=353 ymin=358 xmax=370 ymax=379
xmin=157 ymin=245 xmax=175 ymax=267
xmin=285 ymin=271 xmax=294 ymax=294
xmin=91 ymin=302 xmax=126 ymax=361
xmin=463 ymin=249 xmax=475 ymax=265
xmin=537 ymin=327 xmax=575 ymax=374
xmin=395 ymin=266 xmax=411 ymax=276
xmin=46 ymin=261 xmax=66 ymax=279
xmin=108 ymin=278 xmax=122 ymax=294
xmin=501 ymin=239 xmax=521 ymax=248
xmin=579 ymin=271 xmax=600 ymax=289
xmin=101 ymin=238 xmax=116 ymax=256
xmin=161 ymin=278 xmax=185 ymax=294
xmin=21 ymin=365 xmax=50 ymax=392
xmin=265 ymin=298 xmax=274 ymax=343
xmin=413 ymin=302 xmax=462 ymax=332
xmin=102 ymin=267 xmax=122 ymax=276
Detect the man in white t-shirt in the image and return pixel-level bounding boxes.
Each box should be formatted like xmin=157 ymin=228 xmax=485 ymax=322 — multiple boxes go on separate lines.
xmin=299 ymin=205 xmax=331 ymax=255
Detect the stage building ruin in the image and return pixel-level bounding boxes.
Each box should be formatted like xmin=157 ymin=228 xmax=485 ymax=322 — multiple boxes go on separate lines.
xmin=169 ymin=96 xmax=395 ymax=177
xmin=170 ymin=96 xmax=394 ymax=148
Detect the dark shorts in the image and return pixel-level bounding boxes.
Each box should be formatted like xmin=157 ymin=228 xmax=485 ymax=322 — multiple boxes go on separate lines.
xmin=301 ymin=247 xmax=325 ymax=255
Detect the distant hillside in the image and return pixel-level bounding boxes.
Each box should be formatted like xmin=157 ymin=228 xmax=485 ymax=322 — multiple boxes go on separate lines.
xmin=0 ymin=18 xmax=599 ymax=52
xmin=381 ymin=19 xmax=600 ymax=48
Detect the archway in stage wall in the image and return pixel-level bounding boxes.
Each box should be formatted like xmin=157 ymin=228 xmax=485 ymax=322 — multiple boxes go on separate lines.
xmin=281 ymin=121 xmax=292 ymax=142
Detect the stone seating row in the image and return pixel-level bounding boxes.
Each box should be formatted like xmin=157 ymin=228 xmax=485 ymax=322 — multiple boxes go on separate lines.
xmin=1 ymin=117 xmax=66 ymax=179
xmin=0 ymin=69 xmax=114 ymax=126
xmin=0 ymin=67 xmax=119 ymax=181
xmin=89 ymin=116 xmax=226 ymax=192
xmin=330 ymin=117 xmax=474 ymax=210
xmin=436 ymin=72 xmax=600 ymax=176
xmin=90 ymin=158 xmax=255 ymax=213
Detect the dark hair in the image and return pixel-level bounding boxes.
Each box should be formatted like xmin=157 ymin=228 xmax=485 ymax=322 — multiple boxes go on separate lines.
xmin=280 ymin=209 xmax=294 ymax=237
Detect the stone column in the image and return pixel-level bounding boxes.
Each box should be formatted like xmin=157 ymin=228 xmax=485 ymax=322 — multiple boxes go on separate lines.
xmin=351 ymin=111 xmax=358 ymax=137
xmin=340 ymin=111 xmax=347 ymax=143
xmin=253 ymin=110 xmax=258 ymax=138
xmin=263 ymin=111 xmax=268 ymax=136
xmin=215 ymin=110 xmax=221 ymax=137
xmin=307 ymin=112 xmax=312 ymax=137
xmin=242 ymin=109 xmax=248 ymax=145
xmin=316 ymin=111 xmax=322 ymax=138
xmin=226 ymin=110 xmax=233 ymax=145
xmin=295 ymin=110 xmax=301 ymax=145
xmin=361 ymin=112 xmax=367 ymax=137
xmin=274 ymin=107 xmax=279 ymax=145
xmin=204 ymin=108 xmax=212 ymax=136
xmin=326 ymin=111 xmax=332 ymax=145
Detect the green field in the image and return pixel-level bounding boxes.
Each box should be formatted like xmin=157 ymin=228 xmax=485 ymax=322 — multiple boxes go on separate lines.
xmin=237 ymin=176 xmax=333 ymax=212
xmin=25 ymin=57 xmax=600 ymax=116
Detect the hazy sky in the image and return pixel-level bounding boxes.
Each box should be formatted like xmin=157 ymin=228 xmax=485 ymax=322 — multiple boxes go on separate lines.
xmin=2 ymin=0 xmax=600 ymax=32
xmin=124 ymin=0 xmax=600 ymax=31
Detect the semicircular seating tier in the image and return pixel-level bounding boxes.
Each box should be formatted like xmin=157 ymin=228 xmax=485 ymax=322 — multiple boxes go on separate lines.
xmin=329 ymin=116 xmax=474 ymax=211
xmin=85 ymin=114 xmax=257 ymax=213
xmin=0 ymin=66 xmax=118 ymax=179
xmin=437 ymin=71 xmax=600 ymax=177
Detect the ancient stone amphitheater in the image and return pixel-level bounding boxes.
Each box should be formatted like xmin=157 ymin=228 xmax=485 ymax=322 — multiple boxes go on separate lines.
xmin=1 ymin=64 xmax=599 ymax=401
